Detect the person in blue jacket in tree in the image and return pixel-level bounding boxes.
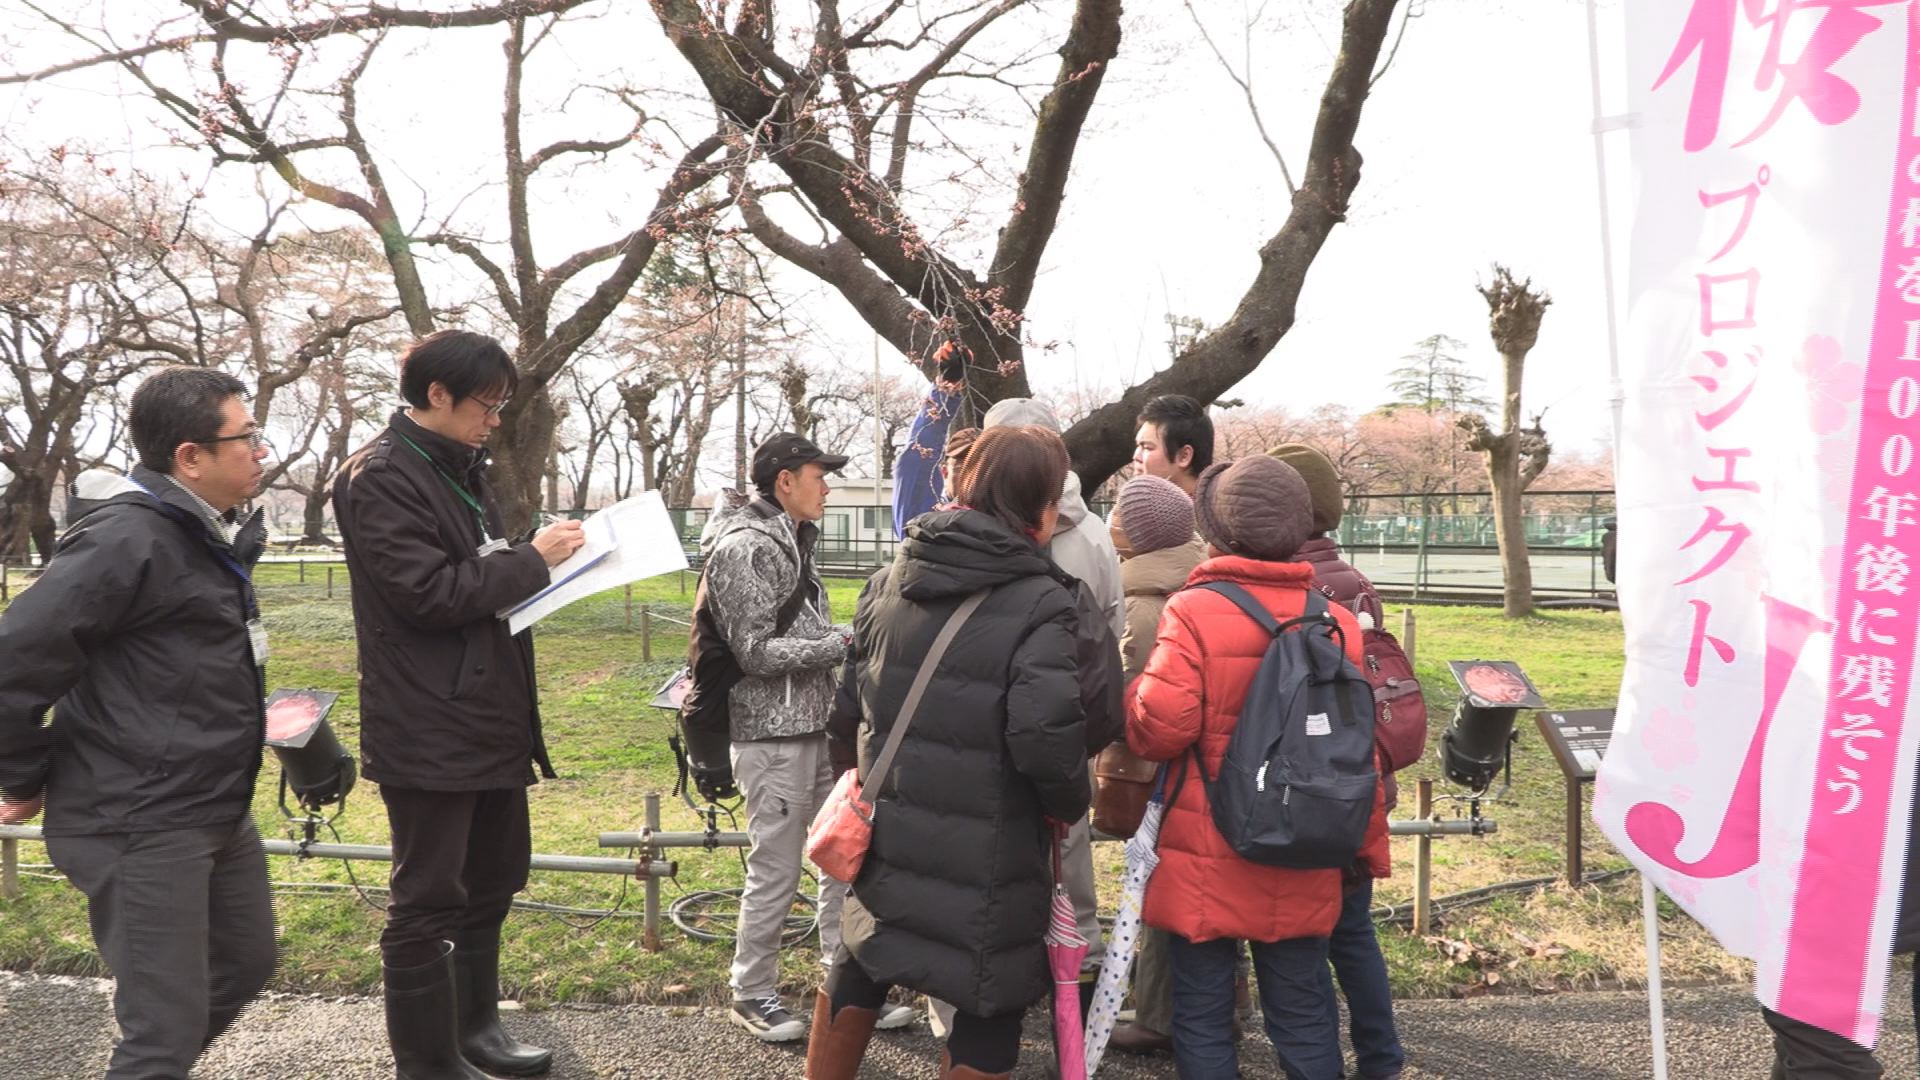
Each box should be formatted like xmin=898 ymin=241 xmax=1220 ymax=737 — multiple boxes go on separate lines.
xmin=892 ymin=343 xmax=970 ymax=539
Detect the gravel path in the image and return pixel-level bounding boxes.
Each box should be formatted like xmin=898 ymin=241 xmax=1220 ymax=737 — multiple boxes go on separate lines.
xmin=3 ymin=969 xmax=1916 ymax=1079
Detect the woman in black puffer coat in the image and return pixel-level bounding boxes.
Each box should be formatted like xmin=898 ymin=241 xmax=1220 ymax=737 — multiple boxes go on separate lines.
xmin=806 ymin=425 xmax=1123 ymax=1080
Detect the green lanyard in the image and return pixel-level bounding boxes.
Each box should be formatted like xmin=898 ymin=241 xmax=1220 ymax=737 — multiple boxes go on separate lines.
xmin=395 ymin=431 xmax=493 ymax=542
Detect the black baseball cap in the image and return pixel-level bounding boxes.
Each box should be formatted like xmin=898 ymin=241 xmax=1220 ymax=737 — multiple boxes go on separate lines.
xmin=751 ymin=432 xmax=849 ymax=488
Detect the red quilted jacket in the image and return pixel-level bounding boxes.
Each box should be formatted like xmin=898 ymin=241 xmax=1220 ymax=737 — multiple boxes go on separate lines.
xmin=1126 ymin=555 xmax=1390 ymax=944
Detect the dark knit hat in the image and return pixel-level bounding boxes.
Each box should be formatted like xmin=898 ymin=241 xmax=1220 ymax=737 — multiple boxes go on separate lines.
xmin=1267 ymin=443 xmax=1344 ymax=534
xmin=1116 ymin=476 xmax=1193 ymax=556
xmin=1194 ymin=456 xmax=1313 ymax=562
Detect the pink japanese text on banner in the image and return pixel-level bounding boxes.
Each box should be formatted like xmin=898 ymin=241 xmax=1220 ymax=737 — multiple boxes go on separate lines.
xmin=1595 ymin=0 xmax=1920 ymax=1048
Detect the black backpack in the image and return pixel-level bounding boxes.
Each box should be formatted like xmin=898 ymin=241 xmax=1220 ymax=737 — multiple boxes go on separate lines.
xmin=1187 ymin=584 xmax=1378 ymax=870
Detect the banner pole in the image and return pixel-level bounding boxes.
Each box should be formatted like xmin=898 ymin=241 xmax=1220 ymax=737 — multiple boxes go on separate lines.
xmin=1589 ymin=1 xmax=1658 ymax=1074
xmin=1642 ymin=874 xmax=1671 ymax=1079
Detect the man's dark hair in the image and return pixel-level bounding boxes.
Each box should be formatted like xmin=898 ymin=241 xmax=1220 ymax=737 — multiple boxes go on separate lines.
xmin=398 ymin=330 xmax=518 ymax=410
xmin=953 ymin=426 xmax=1070 ymax=540
xmin=130 ymin=367 xmax=250 ymax=474
xmin=1138 ymin=394 xmax=1215 ymax=475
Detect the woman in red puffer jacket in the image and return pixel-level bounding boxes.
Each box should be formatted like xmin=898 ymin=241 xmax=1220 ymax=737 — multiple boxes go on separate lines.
xmin=1127 ymin=454 xmax=1389 ymax=1080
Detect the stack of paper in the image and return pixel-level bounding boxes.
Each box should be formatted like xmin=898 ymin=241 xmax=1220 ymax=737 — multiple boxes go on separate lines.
xmin=500 ymin=491 xmax=689 ymax=634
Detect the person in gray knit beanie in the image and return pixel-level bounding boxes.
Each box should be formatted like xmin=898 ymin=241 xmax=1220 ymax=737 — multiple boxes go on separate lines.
xmin=1193 ymin=455 xmax=1313 ymax=562
xmin=1114 ymin=476 xmax=1194 ymax=557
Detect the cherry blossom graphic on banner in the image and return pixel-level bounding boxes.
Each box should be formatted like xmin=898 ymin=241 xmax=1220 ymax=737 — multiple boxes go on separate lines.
xmin=1595 ymin=0 xmax=1920 ymax=1048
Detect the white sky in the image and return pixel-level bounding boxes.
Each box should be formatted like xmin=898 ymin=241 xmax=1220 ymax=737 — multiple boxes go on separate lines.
xmin=0 ymin=0 xmax=1630 ymax=471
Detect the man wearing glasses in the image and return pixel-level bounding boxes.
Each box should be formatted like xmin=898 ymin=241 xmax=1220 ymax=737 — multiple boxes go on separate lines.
xmin=333 ymin=330 xmax=584 ymax=1079
xmin=0 ymin=367 xmax=276 ymax=1078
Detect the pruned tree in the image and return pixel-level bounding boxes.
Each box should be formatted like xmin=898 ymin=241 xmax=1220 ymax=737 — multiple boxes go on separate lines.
xmin=1459 ymin=264 xmax=1553 ymax=618
xmin=650 ymin=0 xmax=1407 ymax=488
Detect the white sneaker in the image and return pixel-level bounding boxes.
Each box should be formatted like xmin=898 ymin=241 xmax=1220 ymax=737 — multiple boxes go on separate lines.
xmin=874 ymin=1000 xmax=918 ymax=1030
xmin=729 ymin=995 xmax=806 ymax=1042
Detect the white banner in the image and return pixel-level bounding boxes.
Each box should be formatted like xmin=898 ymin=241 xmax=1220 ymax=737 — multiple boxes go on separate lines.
xmin=1595 ymin=0 xmax=1920 ymax=1047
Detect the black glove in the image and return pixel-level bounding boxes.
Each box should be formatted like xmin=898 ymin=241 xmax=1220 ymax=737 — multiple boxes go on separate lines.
xmin=693 ymin=766 xmax=740 ymax=805
xmin=935 ymin=341 xmax=970 ymax=384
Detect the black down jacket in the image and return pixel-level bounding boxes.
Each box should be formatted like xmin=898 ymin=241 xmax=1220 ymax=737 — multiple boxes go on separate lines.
xmin=827 ymin=509 xmax=1122 ymax=1018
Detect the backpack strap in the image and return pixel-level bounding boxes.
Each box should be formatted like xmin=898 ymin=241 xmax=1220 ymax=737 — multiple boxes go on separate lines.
xmin=1193 ymin=581 xmax=1335 ymax=638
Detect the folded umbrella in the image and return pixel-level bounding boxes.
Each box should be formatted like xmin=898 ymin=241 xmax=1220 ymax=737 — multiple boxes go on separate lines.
xmin=1046 ymin=830 xmax=1090 ymax=1080
xmin=1082 ymin=790 xmax=1169 ymax=1076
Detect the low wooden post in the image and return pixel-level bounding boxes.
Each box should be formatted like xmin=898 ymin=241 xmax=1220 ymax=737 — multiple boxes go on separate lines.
xmin=326 ymin=566 xmax=334 ymax=599
xmin=625 ymin=583 xmax=634 ymax=631
xmin=1 ymin=562 xmax=8 ymax=602
xmin=1 ymin=837 xmax=18 ymax=900
xmin=1400 ymin=608 xmax=1417 ymax=666
xmin=298 ymin=560 xmax=306 ymax=584
xmin=1566 ymin=777 xmax=1587 ymax=886
xmin=641 ymin=606 xmax=653 ymax=661
xmin=1413 ymin=779 xmax=1434 ymax=936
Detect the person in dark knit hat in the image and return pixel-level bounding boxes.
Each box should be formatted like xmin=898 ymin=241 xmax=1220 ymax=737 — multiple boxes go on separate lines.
xmin=1267 ymin=443 xmax=1405 ymax=1080
xmin=1104 ymin=475 xmax=1208 ymax=1056
xmin=1125 ymin=455 xmax=1390 ymax=1080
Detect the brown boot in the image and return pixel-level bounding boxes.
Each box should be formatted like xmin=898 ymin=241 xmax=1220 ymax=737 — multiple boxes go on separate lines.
xmin=804 ymin=990 xmax=878 ymax=1080
xmin=1108 ymin=1020 xmax=1173 ymax=1054
xmin=938 ymin=1048 xmax=1012 ymax=1079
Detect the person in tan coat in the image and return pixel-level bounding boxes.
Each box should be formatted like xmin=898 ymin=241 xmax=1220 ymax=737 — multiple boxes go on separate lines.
xmin=1106 ymin=474 xmax=1207 ymax=1057
xmin=1115 ymin=476 xmax=1205 ymax=682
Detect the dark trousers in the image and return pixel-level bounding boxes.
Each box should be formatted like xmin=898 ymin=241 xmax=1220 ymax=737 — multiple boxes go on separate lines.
xmin=379 ymin=785 xmax=531 ymax=967
xmin=1763 ymin=1007 xmax=1885 ymax=1079
xmin=825 ymin=948 xmax=1024 ymax=1073
xmin=1323 ymin=878 xmax=1404 ymax=1077
xmin=46 ymin=816 xmax=276 ymax=1080
xmin=1170 ymin=933 xmax=1342 ymax=1080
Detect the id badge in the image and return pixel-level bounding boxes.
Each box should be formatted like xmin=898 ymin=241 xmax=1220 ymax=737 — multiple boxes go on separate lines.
xmin=247 ymin=617 xmax=270 ymax=666
xmin=477 ymin=537 xmax=510 ymax=557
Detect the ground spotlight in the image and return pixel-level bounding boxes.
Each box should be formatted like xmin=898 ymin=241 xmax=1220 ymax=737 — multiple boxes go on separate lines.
xmin=1439 ymin=660 xmax=1544 ymax=796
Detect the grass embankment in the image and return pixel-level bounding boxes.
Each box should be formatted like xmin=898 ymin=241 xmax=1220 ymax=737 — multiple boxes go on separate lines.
xmin=0 ymin=563 xmax=1741 ymax=1003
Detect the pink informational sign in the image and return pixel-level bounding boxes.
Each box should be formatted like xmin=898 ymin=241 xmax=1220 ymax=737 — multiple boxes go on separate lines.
xmin=1597 ymin=0 xmax=1920 ymax=1048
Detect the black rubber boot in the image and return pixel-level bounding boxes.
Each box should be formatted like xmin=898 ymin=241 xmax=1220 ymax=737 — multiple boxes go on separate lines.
xmin=384 ymin=942 xmax=489 ymax=1080
xmin=453 ymin=931 xmax=553 ymax=1076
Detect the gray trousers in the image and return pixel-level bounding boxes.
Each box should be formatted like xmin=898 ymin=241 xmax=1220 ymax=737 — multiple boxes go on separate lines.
xmin=47 ymin=816 xmax=276 ymax=1080
xmin=730 ymin=734 xmax=847 ymax=1000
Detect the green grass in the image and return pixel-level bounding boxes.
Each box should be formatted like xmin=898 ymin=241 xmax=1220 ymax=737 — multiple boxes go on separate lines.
xmin=0 ymin=565 xmax=1737 ymax=1003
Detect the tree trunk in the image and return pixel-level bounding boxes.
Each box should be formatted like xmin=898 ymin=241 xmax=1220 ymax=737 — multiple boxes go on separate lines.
xmin=300 ymin=485 xmax=335 ymax=547
xmin=1466 ymin=265 xmax=1552 ymax=618
xmin=487 ymin=385 xmax=559 ymax=535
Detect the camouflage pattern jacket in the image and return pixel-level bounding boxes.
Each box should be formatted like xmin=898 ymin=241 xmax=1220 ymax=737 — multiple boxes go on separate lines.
xmin=698 ymin=496 xmax=848 ymax=742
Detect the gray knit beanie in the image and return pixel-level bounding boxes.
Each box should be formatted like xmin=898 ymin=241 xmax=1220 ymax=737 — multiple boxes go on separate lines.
xmin=1115 ymin=476 xmax=1193 ymax=556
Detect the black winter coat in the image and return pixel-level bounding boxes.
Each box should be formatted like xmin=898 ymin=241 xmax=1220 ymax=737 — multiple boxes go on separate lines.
xmin=332 ymin=412 xmax=554 ymax=790
xmin=827 ymin=510 xmax=1122 ymax=1017
xmin=0 ymin=467 xmax=267 ymax=836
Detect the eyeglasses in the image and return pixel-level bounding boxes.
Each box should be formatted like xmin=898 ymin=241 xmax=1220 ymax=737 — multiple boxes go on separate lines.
xmin=200 ymin=429 xmax=268 ymax=452
xmin=475 ymin=396 xmax=510 ymax=416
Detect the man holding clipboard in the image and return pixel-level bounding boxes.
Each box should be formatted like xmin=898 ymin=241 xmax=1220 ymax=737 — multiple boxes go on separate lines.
xmin=333 ymin=330 xmax=584 ymax=1079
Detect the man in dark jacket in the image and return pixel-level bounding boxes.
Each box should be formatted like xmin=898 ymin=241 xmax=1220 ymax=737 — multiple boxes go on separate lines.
xmin=0 ymin=367 xmax=275 ymax=1079
xmin=333 ymin=330 xmax=584 ymax=1080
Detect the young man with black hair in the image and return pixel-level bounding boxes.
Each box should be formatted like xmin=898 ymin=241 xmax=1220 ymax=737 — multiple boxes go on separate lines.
xmin=688 ymin=432 xmax=916 ymax=1042
xmin=0 ymin=367 xmax=276 ymax=1079
xmin=1134 ymin=394 xmax=1215 ymax=496
xmin=333 ymin=329 xmax=586 ymax=1079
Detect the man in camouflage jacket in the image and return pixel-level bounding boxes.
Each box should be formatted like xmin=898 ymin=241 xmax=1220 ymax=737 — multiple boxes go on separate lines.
xmin=692 ymin=433 xmax=915 ymax=1043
